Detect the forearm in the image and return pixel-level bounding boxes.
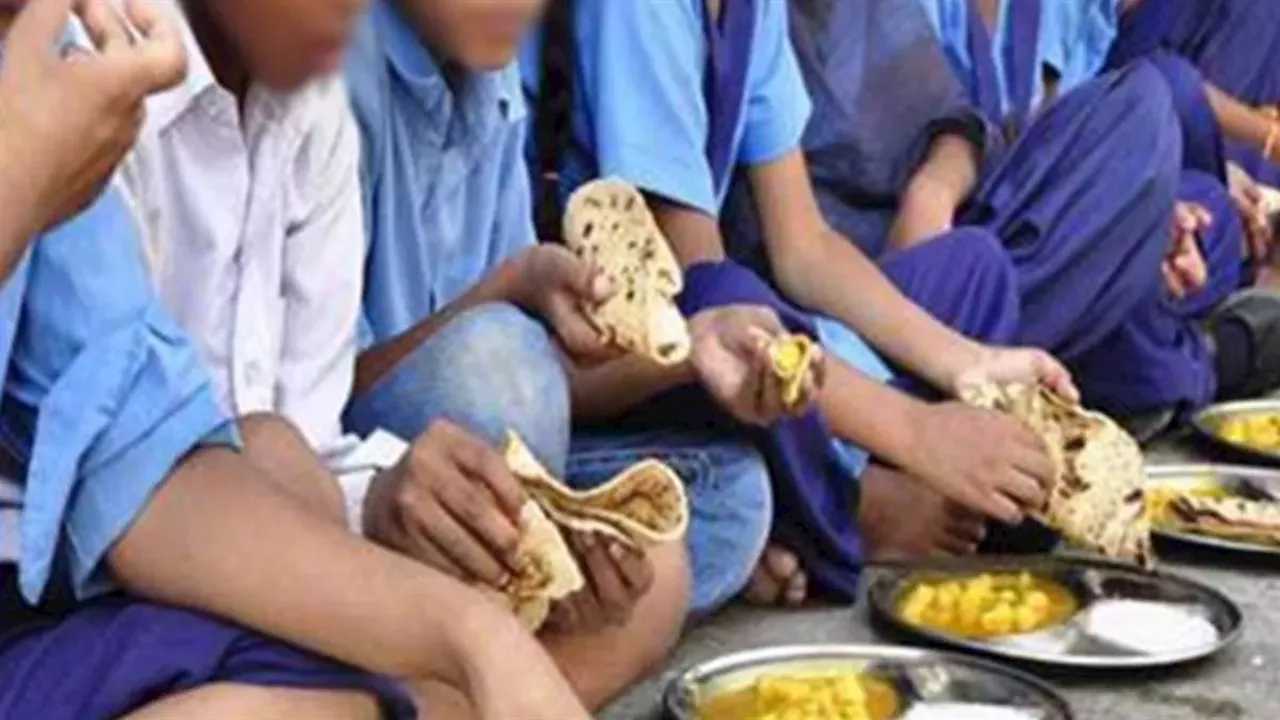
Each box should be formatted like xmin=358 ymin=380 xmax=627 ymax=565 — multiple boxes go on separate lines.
xmin=569 ymin=355 xmax=694 ymax=423
xmin=355 ymin=259 xmax=522 ymax=395
xmin=819 ymin=357 xmax=929 ymax=466
xmin=108 ymin=447 xmax=504 ymax=687
xmin=0 ymin=137 xmax=42 ymax=283
xmin=892 ymin=133 xmax=982 ymax=249
xmin=1205 ymin=82 xmax=1277 ymax=153
xmin=908 ymin=133 xmax=980 ymax=209
xmin=774 ymin=232 xmax=983 ymax=392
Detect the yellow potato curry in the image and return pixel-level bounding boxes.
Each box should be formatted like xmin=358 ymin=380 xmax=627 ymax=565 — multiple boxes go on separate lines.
xmin=1218 ymin=413 xmax=1280 ymax=453
xmin=697 ymin=673 xmax=899 ymax=720
xmin=899 ymin=572 xmax=1077 ymax=638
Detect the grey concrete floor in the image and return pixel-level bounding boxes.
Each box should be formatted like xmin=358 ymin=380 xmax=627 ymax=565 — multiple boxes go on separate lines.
xmin=602 ymin=436 xmax=1280 ymax=720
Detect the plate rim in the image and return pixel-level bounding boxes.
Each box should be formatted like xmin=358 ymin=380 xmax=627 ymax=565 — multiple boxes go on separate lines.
xmin=1146 ymin=463 xmax=1280 ymax=556
xmin=866 ymin=555 xmax=1243 ymax=669
xmin=660 ymin=642 xmax=1075 ymax=720
xmin=1188 ymin=400 xmax=1280 ymax=465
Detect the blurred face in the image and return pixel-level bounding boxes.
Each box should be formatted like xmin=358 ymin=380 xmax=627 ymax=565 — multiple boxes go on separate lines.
xmin=400 ymin=0 xmax=545 ymax=71
xmin=204 ymin=0 xmax=367 ymax=91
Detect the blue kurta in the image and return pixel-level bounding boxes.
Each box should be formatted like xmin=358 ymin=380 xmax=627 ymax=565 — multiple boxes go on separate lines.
xmin=724 ymin=0 xmax=1190 ymax=414
xmin=1108 ymin=0 xmax=1280 ymax=187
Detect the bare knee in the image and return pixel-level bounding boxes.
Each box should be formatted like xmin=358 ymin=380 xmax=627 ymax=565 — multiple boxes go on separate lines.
xmin=120 ymin=683 xmax=383 ymax=720
xmin=542 ymin=541 xmax=691 ymax=710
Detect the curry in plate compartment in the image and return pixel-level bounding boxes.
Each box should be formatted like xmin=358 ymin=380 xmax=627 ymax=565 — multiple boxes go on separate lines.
xmin=898 ymin=572 xmax=1078 ymax=639
xmin=1215 ymin=412 xmax=1280 ymax=454
xmin=696 ymin=671 xmax=900 ymax=720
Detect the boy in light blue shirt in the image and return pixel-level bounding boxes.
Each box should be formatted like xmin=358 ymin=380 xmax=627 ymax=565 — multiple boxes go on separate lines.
xmin=344 ymin=0 xmax=823 ymax=710
xmin=524 ymin=0 xmax=1073 ymax=608
xmin=0 ymin=1 xmax=590 ymax=717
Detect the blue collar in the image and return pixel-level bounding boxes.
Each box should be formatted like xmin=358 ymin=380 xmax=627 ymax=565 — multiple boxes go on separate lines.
xmin=373 ymin=0 xmax=515 ymax=145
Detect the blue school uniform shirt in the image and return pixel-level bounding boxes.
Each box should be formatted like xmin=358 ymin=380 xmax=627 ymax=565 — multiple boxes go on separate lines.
xmin=0 ymin=188 xmax=235 ymax=603
xmin=346 ymin=0 xmax=536 ymax=346
xmin=519 ymin=0 xmax=812 ymax=217
xmin=921 ymin=0 xmax=1122 ymax=113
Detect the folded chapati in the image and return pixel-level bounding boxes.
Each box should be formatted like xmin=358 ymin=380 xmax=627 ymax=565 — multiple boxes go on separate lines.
xmin=498 ymin=432 xmax=690 ymax=630
xmin=1169 ymin=495 xmax=1280 ymax=545
xmin=961 ymin=383 xmax=1154 ymax=568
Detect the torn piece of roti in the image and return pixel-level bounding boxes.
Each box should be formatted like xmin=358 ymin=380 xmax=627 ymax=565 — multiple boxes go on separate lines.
xmin=563 ymin=178 xmax=691 ymax=365
xmin=962 ymin=383 xmax=1154 ymax=568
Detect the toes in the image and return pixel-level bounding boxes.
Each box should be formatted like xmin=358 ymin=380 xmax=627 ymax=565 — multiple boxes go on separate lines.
xmin=783 ymin=570 xmax=808 ymax=607
xmin=764 ymin=545 xmax=800 ymax=580
xmin=743 ymin=563 xmax=784 ymax=606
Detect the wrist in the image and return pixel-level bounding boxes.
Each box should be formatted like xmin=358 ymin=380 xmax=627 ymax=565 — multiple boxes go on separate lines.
xmin=495 ymin=249 xmax=537 ymax=310
xmin=0 ymin=128 xmax=44 ymax=238
xmin=940 ymin=341 xmax=991 ymax=396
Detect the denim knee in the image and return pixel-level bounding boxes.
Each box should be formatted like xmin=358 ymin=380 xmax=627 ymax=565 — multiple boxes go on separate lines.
xmin=345 ymin=303 xmax=571 ymax=474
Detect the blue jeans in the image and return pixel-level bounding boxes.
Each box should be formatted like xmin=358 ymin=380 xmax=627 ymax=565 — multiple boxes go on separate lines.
xmin=344 ymin=303 xmax=771 ymax=615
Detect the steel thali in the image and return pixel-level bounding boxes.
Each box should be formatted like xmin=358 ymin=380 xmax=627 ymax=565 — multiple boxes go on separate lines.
xmin=868 ymin=556 xmax=1241 ymax=669
xmin=663 ymin=643 xmax=1073 ymax=720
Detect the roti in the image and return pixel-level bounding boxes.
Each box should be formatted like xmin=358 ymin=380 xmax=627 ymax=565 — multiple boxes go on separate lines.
xmin=961 ymin=383 xmax=1154 ymax=568
xmin=499 ymin=432 xmax=690 ymax=630
xmin=1168 ymin=495 xmax=1280 ymax=545
xmin=563 ymin=178 xmax=691 ymax=365
xmin=767 ymin=334 xmax=817 ymax=410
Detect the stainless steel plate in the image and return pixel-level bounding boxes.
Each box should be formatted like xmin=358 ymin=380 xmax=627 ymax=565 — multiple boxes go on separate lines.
xmin=662 ymin=644 xmax=1072 ymax=720
xmin=1147 ymin=464 xmax=1280 ymax=557
xmin=868 ymin=556 xmax=1242 ymax=669
xmin=1188 ymin=399 xmax=1280 ymax=465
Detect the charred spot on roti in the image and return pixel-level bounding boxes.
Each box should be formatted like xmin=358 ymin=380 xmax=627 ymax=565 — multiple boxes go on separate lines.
xmin=964 ymin=382 xmax=1154 ymax=569
xmin=563 ymin=178 xmax=690 ymax=365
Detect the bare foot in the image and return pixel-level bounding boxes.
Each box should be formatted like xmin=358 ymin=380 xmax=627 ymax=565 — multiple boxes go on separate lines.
xmin=860 ymin=464 xmax=987 ymax=560
xmin=743 ymin=545 xmax=808 ymax=607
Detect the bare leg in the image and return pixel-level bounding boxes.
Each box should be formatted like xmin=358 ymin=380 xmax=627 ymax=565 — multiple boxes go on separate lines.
xmin=120 ymin=684 xmax=380 ymax=720
xmin=859 ymin=464 xmax=986 ymax=560
xmin=413 ymin=540 xmax=690 ymax=716
xmin=542 ymin=540 xmax=689 ymax=709
xmin=105 ymin=446 xmax=586 ymax=719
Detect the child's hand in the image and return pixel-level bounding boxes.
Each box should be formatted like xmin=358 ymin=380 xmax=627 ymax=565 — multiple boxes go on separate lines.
xmin=509 ymin=244 xmax=618 ymax=362
xmin=364 ymin=420 xmax=526 ymax=589
xmin=952 ymin=346 xmax=1078 ymax=404
xmin=1229 ymin=170 xmax=1274 ymax=265
xmin=689 ymin=305 xmax=825 ymax=425
xmin=0 ymin=0 xmax=186 ymax=232
xmin=1164 ymin=202 xmax=1212 ymax=299
xmin=904 ymin=401 xmax=1054 ymax=524
xmin=545 ymin=532 xmax=654 ymax=634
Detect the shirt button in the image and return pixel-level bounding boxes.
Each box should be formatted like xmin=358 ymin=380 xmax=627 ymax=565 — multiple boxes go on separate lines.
xmin=244 ymin=361 xmax=264 ymax=388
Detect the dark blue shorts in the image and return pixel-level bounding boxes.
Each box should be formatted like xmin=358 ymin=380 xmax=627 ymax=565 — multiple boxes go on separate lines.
xmin=0 ymin=565 xmax=415 ymax=720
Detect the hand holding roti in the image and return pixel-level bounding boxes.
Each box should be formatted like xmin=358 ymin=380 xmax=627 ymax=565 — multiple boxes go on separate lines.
xmin=0 ymin=0 xmax=187 ymax=233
